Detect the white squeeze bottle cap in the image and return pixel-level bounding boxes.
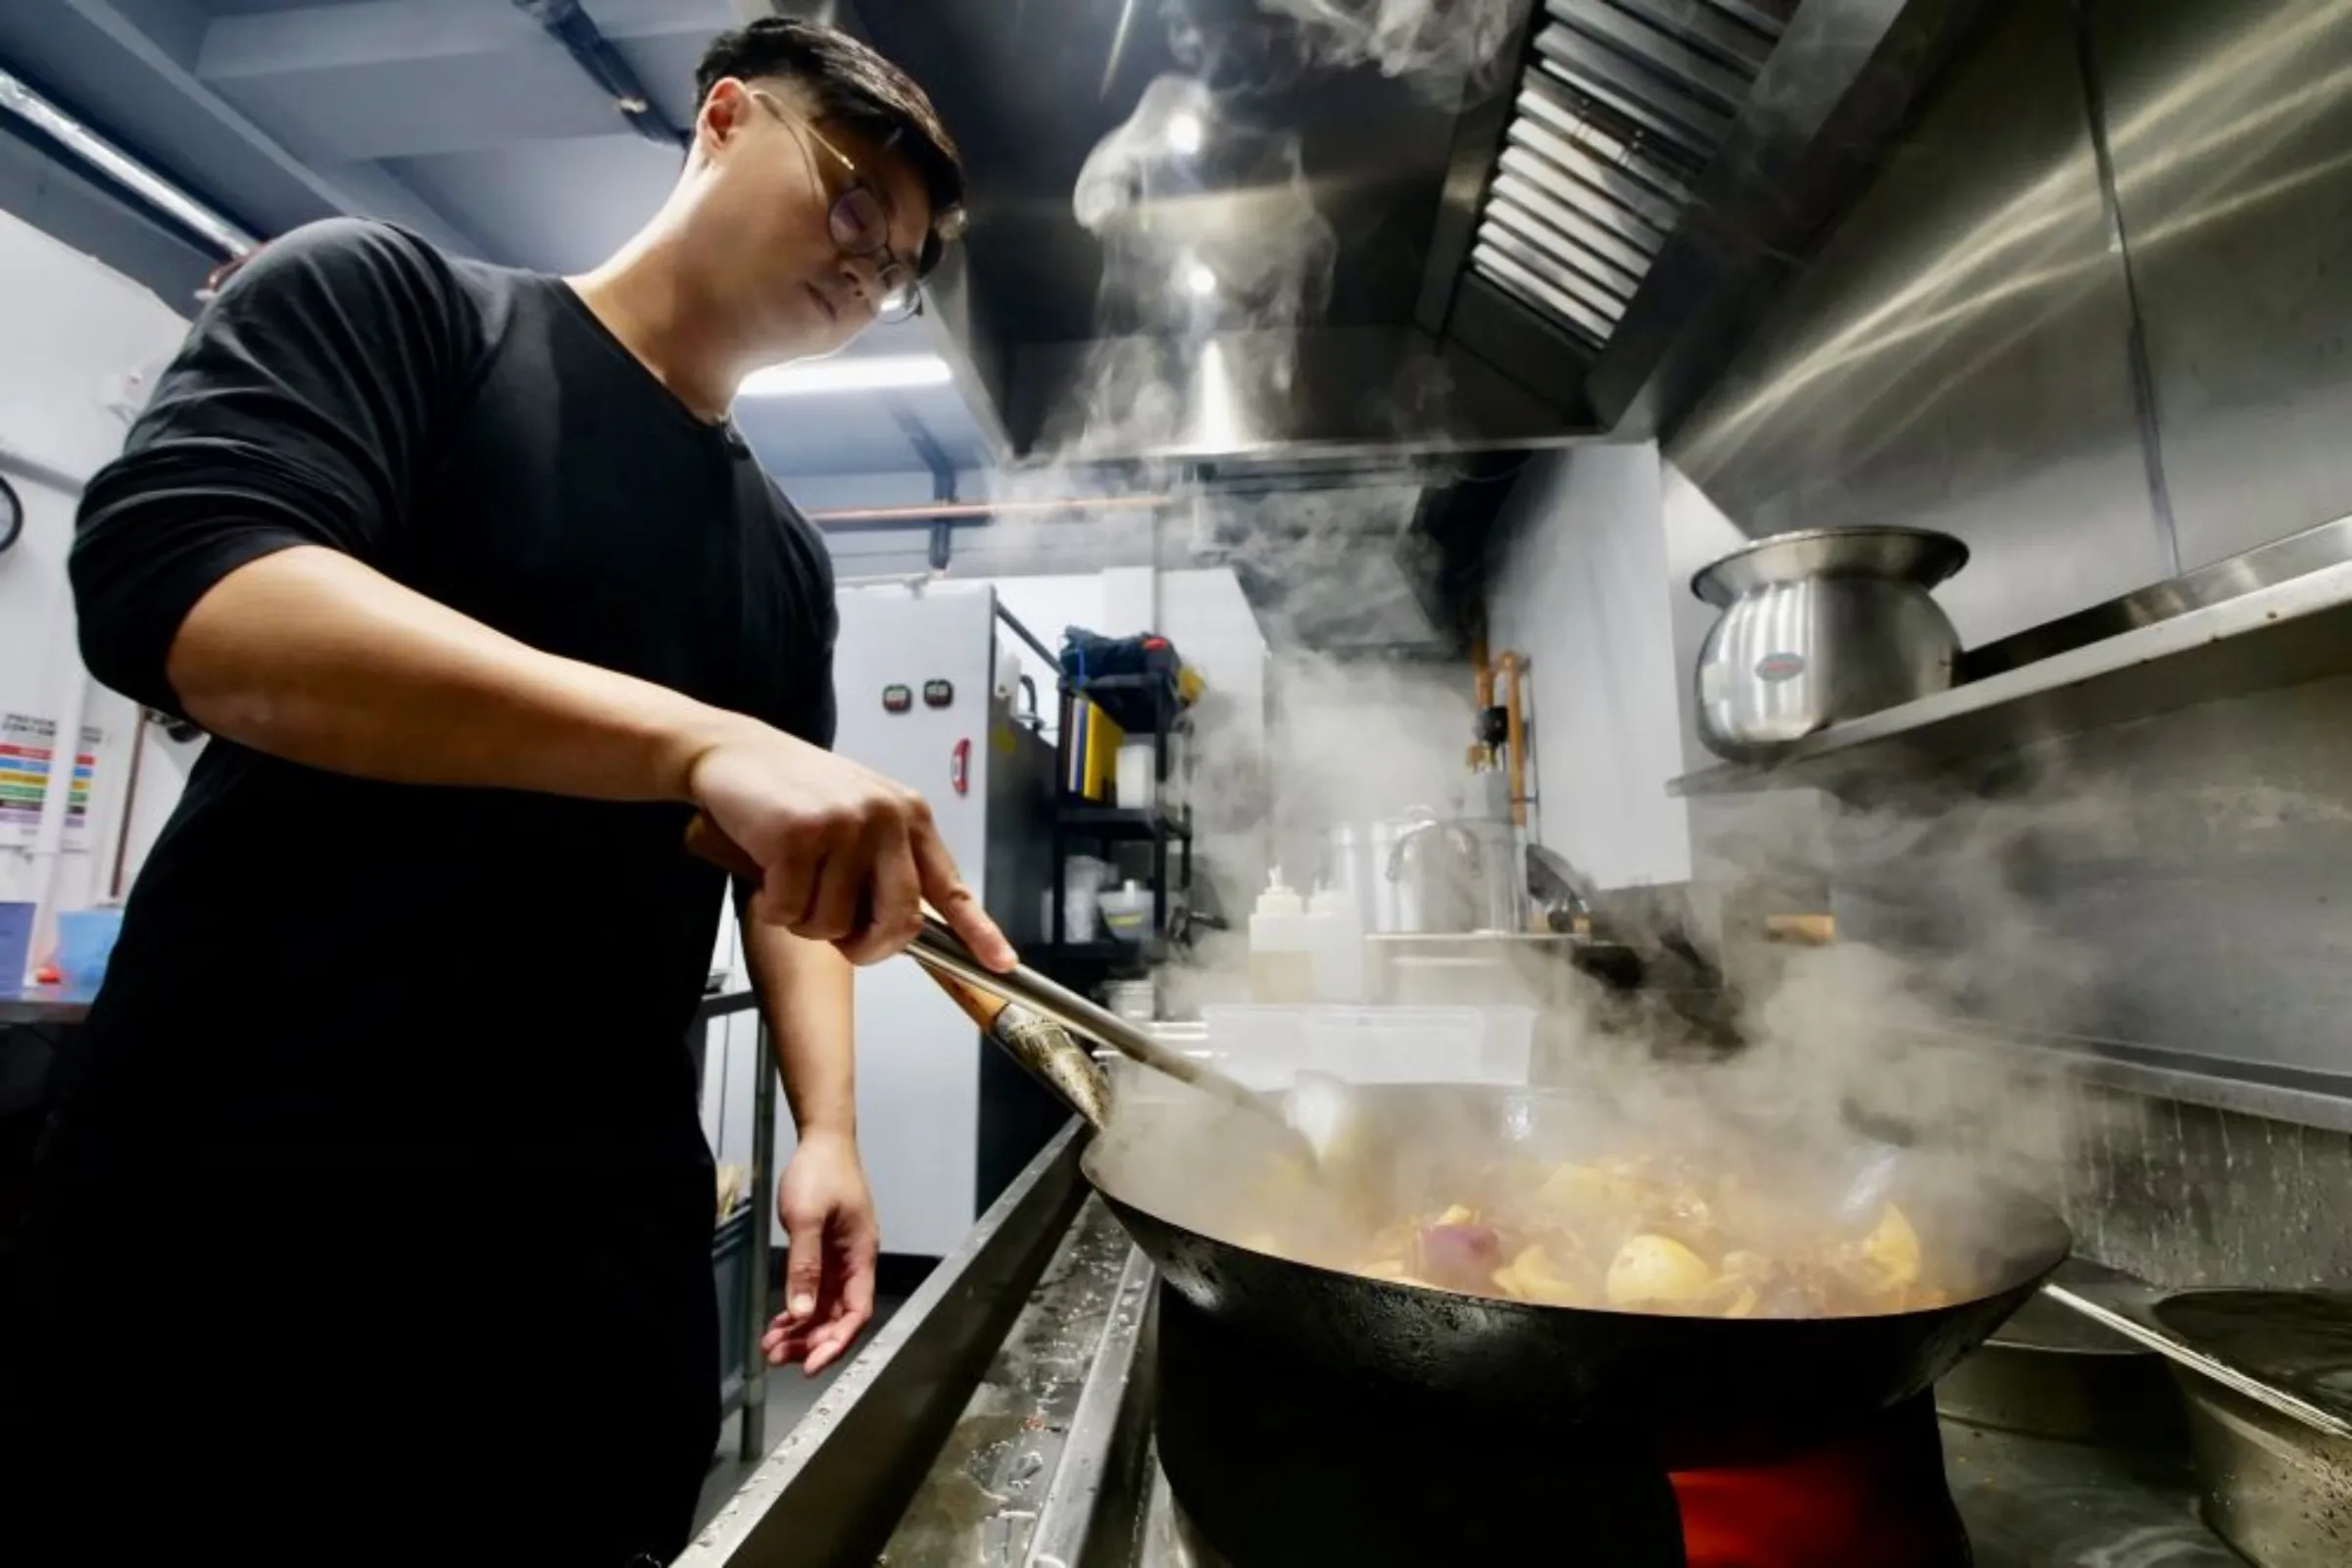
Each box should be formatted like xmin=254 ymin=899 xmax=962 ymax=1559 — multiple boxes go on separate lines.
xmin=1255 ymin=867 xmax=1305 ymax=917
xmin=1307 ymin=884 xmax=1352 ymax=919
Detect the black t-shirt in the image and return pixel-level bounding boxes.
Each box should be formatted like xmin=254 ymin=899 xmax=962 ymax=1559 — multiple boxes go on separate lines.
xmin=58 ymin=218 xmax=838 ymax=1176
xmin=0 ymin=219 xmax=826 ymax=1567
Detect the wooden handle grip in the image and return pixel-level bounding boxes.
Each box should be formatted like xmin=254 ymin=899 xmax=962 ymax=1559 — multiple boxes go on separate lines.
xmin=927 ymin=967 xmax=1012 ymax=1032
xmin=1766 ymin=912 xmax=1838 ymax=947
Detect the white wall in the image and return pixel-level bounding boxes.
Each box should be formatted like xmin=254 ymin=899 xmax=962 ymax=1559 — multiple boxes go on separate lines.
xmin=959 ymin=563 xmax=1271 ymax=911
xmin=1264 ymin=650 xmax=1476 ymax=828
xmin=697 ymin=562 xmax=1273 ymax=1198
xmin=988 ymin=572 xmax=1104 ymax=736
xmin=0 ymin=208 xmax=193 ymax=974
xmin=1487 ymin=444 xmax=1693 ymax=890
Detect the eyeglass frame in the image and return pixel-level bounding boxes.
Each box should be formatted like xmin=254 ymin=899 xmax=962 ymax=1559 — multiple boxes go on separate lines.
xmin=744 ymin=85 xmax=926 ymax=324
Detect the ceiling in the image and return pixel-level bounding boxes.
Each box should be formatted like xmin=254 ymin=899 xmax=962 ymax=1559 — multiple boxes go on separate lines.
xmin=0 ymin=0 xmax=1997 ymax=653
xmin=0 ymin=0 xmax=994 ymax=481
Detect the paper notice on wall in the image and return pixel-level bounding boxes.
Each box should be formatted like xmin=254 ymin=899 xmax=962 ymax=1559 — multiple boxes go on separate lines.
xmin=0 ymin=713 xmax=104 ymax=850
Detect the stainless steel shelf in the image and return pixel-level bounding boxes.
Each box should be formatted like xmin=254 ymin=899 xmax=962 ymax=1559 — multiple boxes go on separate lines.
xmin=1671 ymin=513 xmax=2352 ymax=798
xmin=1899 ymin=1021 xmax=2352 ymax=1137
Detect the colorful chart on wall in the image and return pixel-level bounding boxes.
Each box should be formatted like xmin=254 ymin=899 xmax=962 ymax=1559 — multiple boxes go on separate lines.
xmin=0 ymin=712 xmax=104 ymax=851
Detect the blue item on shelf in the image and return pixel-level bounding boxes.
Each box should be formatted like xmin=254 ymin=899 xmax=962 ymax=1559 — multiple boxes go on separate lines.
xmin=1062 ymin=629 xmax=1186 ymax=734
xmin=1061 ymin=627 xmax=1179 ymax=684
xmin=54 ymin=908 xmax=123 ymax=1000
xmin=0 ymin=901 xmax=33 ymax=995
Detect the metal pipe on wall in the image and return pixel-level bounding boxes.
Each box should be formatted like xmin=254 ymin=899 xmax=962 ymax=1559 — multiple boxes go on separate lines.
xmin=1498 ymin=652 xmax=1529 ymax=829
xmin=807 ymin=493 xmax=1178 ymax=525
xmin=511 ymin=0 xmax=689 ymax=147
xmin=0 ymin=68 xmax=256 ymax=260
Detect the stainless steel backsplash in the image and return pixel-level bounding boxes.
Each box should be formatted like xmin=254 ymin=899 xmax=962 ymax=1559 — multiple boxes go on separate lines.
xmin=1911 ymin=1046 xmax=2352 ymax=1290
xmin=1648 ymin=0 xmax=2352 ymax=1283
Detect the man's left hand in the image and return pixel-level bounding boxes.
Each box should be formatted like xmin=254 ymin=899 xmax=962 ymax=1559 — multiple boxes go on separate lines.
xmin=761 ymin=1128 xmax=878 ymax=1377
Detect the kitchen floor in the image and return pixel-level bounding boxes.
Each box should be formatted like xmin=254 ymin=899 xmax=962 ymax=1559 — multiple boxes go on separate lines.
xmin=693 ymin=1297 xmax=905 ymax=1532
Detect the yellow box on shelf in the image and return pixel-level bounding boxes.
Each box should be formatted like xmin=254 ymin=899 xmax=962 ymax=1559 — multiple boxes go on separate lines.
xmin=1061 ymin=694 xmax=1125 ymax=802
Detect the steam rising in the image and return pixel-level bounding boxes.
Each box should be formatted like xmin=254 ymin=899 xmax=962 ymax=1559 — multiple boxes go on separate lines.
xmin=973 ymin=0 xmax=2122 ymax=1295
xmin=1165 ymin=0 xmax=1531 ymax=103
xmin=1250 ymin=0 xmax=1529 ymax=96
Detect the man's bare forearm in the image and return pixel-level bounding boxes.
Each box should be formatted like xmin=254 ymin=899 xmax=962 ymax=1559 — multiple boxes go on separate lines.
xmin=743 ymin=920 xmax=857 ymax=1139
xmin=166 ymin=546 xmax=740 ymax=800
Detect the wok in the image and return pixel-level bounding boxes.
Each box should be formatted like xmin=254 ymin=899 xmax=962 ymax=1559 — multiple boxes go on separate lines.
xmin=1089 ymin=1084 xmax=2069 ymax=1458
xmin=678 ymin=820 xmax=2073 ymax=1456
xmin=942 ymin=981 xmax=2071 ymax=1461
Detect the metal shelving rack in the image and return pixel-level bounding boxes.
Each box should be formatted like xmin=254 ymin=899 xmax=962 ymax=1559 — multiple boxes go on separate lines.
xmin=1670 ymin=513 xmax=2352 ymax=800
xmin=1663 ymin=513 xmax=2352 ymax=1126
xmin=689 ymin=987 xmax=776 ymax=1463
xmin=1044 ymin=671 xmax=1194 ymax=983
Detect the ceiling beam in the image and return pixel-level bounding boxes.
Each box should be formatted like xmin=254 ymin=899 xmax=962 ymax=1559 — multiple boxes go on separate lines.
xmin=513 ymin=0 xmax=690 ymax=148
xmin=18 ymin=0 xmax=479 ymax=249
xmin=194 ymin=0 xmax=735 ymax=162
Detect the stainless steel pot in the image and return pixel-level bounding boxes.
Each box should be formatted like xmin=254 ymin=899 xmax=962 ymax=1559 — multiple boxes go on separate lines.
xmin=1690 ymin=526 xmax=1969 ymax=760
xmin=2174 ymin=1370 xmax=2352 ymax=1566
xmin=1327 ymin=812 xmax=1435 ymax=933
xmin=1386 ymin=816 xmax=1525 ymax=935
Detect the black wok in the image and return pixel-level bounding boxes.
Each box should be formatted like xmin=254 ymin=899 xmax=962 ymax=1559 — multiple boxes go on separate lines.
xmin=1082 ymin=1081 xmax=2072 ymax=1461
xmin=874 ymin=909 xmax=2073 ymax=1459
xmin=675 ymin=824 xmax=2071 ymax=1462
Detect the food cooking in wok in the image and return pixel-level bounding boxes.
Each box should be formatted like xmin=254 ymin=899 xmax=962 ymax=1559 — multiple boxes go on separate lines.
xmin=1086 ymin=1076 xmax=2071 ymax=1435
xmin=1242 ymin=1151 xmax=1942 ymax=1320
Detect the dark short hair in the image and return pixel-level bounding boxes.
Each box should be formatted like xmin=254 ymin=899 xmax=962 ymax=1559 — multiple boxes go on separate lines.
xmin=695 ymin=18 xmax=965 ymax=275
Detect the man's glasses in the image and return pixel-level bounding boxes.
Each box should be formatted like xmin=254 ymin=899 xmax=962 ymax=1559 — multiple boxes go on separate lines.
xmin=749 ymin=88 xmax=922 ymax=324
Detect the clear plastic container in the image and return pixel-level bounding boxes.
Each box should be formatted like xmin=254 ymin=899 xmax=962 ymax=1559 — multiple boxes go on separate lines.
xmin=1248 ymin=870 xmax=1314 ymax=1004
xmin=1050 ymin=856 xmax=1112 ymax=942
xmin=1098 ymin=880 xmax=1154 ymax=942
xmin=1044 ymin=885 xmax=1100 ymax=943
xmin=1305 ymin=885 xmax=1364 ymax=1004
xmin=1116 ymin=741 xmax=1157 ymax=809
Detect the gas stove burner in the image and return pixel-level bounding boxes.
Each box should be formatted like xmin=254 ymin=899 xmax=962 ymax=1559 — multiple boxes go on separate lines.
xmin=1152 ymin=1284 xmax=1971 ymax=1568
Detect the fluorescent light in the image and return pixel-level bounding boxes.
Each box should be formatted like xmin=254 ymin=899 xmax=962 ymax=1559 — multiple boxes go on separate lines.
xmin=1166 ymin=112 xmax=1204 ymax=156
xmin=736 ymin=354 xmax=954 ymax=398
xmin=1183 ymin=262 xmax=1219 ymax=299
xmin=0 ymin=68 xmax=257 ymax=259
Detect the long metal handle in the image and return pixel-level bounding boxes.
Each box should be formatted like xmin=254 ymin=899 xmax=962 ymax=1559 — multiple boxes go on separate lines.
xmin=928 ymin=966 xmax=1113 ymax=1131
xmin=2044 ymin=1281 xmax=2352 ymax=1442
xmin=907 ymin=914 xmax=1260 ymax=1114
xmin=683 ymin=811 xmax=1268 ymax=1121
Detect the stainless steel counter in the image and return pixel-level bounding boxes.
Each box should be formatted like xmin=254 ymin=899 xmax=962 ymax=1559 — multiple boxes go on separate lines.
xmin=0 ymin=989 xmax=91 ymax=1027
xmin=681 ymin=1129 xmax=2249 ymax=1567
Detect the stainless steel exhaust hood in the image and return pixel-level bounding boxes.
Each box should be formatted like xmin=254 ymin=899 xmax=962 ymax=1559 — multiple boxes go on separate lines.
xmin=863 ymin=0 xmax=1994 ymax=467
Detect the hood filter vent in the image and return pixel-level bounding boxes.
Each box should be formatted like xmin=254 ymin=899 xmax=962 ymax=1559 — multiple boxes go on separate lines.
xmin=1471 ymin=0 xmax=1790 ymax=351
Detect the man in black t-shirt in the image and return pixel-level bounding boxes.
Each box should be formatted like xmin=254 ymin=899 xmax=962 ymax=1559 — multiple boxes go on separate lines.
xmin=0 ymin=20 xmax=1010 ymax=1565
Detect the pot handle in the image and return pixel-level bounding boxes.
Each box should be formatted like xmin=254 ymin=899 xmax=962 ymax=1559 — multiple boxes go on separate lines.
xmin=1386 ymin=816 xmax=1441 ymax=882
